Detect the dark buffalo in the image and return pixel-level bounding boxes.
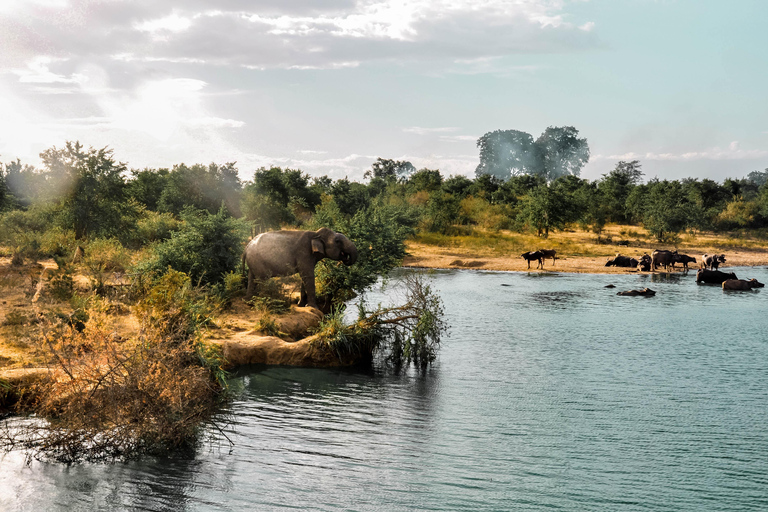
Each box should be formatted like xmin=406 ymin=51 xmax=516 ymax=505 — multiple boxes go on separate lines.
xmin=617 ymin=287 xmax=656 ymax=296
xmin=702 ymin=254 xmax=726 ymax=270
xmin=696 ymin=268 xmax=737 ymax=284
xmin=638 ymin=253 xmax=652 ymax=271
xmin=605 ymin=254 xmax=638 ymax=268
xmin=671 ymin=253 xmax=696 ymax=271
xmin=651 ymin=249 xmax=676 ymax=271
xmin=538 ymin=248 xmax=557 ymax=266
xmin=722 ymin=278 xmax=765 ymax=290
xmin=521 ymin=251 xmax=544 ymax=269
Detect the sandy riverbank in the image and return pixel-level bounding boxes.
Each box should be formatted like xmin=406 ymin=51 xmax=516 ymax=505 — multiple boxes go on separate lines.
xmin=401 ymin=226 xmax=768 ymax=274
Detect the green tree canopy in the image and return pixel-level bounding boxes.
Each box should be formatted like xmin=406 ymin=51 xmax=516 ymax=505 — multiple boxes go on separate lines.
xmin=475 ymin=129 xmax=541 ymax=180
xmin=40 ymin=141 xmax=134 ymax=240
xmin=535 ymin=126 xmax=590 ymax=181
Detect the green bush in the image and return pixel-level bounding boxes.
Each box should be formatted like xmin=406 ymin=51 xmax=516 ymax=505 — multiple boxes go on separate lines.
xmin=134 ymin=206 xmax=249 ymax=286
xmin=311 ymin=198 xmax=418 ymax=307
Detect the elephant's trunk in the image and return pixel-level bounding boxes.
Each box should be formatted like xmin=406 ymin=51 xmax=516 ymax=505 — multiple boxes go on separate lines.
xmin=342 ymin=243 xmax=358 ymax=266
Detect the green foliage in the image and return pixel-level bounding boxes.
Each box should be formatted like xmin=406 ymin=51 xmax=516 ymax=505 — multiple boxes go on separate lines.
xmin=629 ymin=179 xmax=691 ymax=242
xmin=599 ymin=160 xmax=644 ymax=223
xmin=157 ymin=162 xmax=242 ymax=217
xmin=82 ymin=238 xmax=131 ymax=292
xmin=240 ymin=166 xmax=320 ymax=229
xmin=518 ymin=183 xmax=572 ymax=237
xmin=476 ymin=126 xmax=589 ymax=182
xmin=40 ymin=141 xmax=139 ymax=240
xmin=311 ymin=197 xmax=418 ymax=306
xmin=49 ymin=265 xmax=75 ymax=301
xmin=133 ymin=269 xmax=220 ymax=340
xmin=312 ymin=272 xmax=448 ymax=368
xmin=535 ymin=126 xmax=590 ymax=181
xmin=423 ymin=191 xmax=462 ymax=233
xmin=133 ymin=211 xmax=180 ymax=245
xmin=135 ymin=207 xmax=249 ymax=286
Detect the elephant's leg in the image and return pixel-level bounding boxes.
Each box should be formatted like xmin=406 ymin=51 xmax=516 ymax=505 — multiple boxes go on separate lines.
xmin=298 ymin=264 xmax=319 ymax=310
xmin=245 ymin=269 xmax=255 ymax=299
xmin=298 ymin=282 xmax=308 ymax=307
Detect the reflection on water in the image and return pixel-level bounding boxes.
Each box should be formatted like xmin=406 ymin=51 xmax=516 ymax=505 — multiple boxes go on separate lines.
xmin=3 ymin=267 xmax=768 ymax=511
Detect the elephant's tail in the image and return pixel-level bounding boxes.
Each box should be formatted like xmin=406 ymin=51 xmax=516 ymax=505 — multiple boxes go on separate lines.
xmin=241 ymin=251 xmax=247 ymax=278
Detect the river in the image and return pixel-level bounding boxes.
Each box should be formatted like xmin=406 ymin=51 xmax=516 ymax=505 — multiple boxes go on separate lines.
xmin=2 ymin=267 xmax=768 ymax=511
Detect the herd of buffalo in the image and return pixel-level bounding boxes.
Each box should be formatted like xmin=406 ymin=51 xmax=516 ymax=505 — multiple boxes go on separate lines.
xmin=520 ymin=248 xmax=765 ymax=294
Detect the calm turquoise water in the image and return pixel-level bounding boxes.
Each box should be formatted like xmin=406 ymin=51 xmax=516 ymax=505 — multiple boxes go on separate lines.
xmin=2 ymin=267 xmax=768 ymax=511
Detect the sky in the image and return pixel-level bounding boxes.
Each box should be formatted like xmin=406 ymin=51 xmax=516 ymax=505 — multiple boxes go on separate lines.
xmin=1 ymin=0 xmax=766 ymax=184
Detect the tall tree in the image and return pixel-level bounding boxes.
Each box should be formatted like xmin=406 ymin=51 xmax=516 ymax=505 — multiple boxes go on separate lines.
xmin=598 ymin=160 xmax=644 ymax=223
xmin=40 ymin=141 xmax=133 ymax=239
xmin=535 ymin=126 xmax=590 ymax=181
xmin=475 ymin=129 xmax=541 ymax=180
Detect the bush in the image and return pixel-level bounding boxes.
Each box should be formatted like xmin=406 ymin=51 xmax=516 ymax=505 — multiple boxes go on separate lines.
xmin=312 ymin=271 xmax=448 ymax=368
xmin=83 ymin=238 xmax=131 ymax=292
xmin=311 ymin=199 xmax=418 ymax=307
xmin=134 ymin=206 xmax=249 ymax=286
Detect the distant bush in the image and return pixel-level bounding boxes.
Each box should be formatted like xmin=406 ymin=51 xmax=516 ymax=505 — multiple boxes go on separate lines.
xmin=133 ymin=211 xmax=180 ymax=245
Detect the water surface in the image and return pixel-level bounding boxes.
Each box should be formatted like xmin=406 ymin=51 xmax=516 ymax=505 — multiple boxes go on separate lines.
xmin=2 ymin=267 xmax=768 ymax=511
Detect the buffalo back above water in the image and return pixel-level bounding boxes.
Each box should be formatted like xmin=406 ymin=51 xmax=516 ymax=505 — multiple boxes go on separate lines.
xmin=696 ymin=268 xmax=737 ymax=284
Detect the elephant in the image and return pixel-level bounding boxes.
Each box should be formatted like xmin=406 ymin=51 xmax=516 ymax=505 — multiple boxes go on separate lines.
xmin=696 ymin=269 xmax=737 ymax=285
xmin=722 ymin=278 xmax=764 ymax=290
xmin=605 ymin=254 xmax=638 ymax=268
xmin=242 ymin=227 xmax=358 ymax=310
xmin=617 ymin=287 xmax=656 ymax=297
xmin=521 ymin=251 xmax=544 ymax=269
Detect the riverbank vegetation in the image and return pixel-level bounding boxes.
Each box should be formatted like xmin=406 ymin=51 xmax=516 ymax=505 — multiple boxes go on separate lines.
xmin=1 ymin=132 xmax=767 ymax=460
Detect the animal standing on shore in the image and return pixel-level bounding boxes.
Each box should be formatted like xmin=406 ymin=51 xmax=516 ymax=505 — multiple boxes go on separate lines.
xmin=651 ymin=249 xmax=676 ymax=271
xmin=538 ymin=249 xmax=557 ymax=266
xmin=521 ymin=251 xmax=544 ymax=269
xmin=242 ymin=227 xmax=358 ymax=310
xmin=702 ymin=254 xmax=726 ymax=270
xmin=671 ymin=253 xmax=696 ymax=271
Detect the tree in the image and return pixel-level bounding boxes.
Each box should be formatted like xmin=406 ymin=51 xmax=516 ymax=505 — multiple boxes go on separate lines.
xmin=157 ymin=163 xmax=243 ymax=217
xmin=364 ymin=158 xmax=416 ymax=182
xmin=406 ymin=169 xmax=443 ymax=193
xmin=598 ymin=160 xmax=644 ymax=223
xmin=518 ymin=183 xmax=571 ymax=237
xmin=535 ymin=126 xmax=590 ymax=181
xmin=475 ymin=129 xmax=541 ymax=180
xmin=631 ymin=179 xmax=690 ymax=242
xmin=127 ymin=168 xmax=170 ymax=211
xmin=39 ymin=141 xmax=134 ymax=240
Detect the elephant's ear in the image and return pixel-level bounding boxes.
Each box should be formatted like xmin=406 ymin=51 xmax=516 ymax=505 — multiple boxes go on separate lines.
xmin=311 ymin=237 xmax=326 ymax=256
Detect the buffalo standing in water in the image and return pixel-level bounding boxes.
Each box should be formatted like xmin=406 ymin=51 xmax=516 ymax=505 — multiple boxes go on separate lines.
xmin=696 ymin=268 xmax=737 ymax=285
xmin=651 ymin=249 xmax=676 ymax=271
xmin=722 ymin=278 xmax=764 ymax=290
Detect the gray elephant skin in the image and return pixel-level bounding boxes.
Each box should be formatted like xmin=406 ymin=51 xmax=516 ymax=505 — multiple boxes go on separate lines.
xmin=243 ymin=227 xmax=358 ymax=310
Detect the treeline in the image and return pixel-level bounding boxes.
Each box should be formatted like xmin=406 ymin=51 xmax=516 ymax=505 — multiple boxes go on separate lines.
xmin=2 ymin=142 xmax=768 ymax=261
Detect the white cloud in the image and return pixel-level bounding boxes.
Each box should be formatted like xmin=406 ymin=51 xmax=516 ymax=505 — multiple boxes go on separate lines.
xmin=593 ymin=143 xmax=768 ymax=163
xmin=14 ymin=56 xmax=86 ymax=85
xmin=403 ymin=126 xmax=459 ymax=135
xmin=135 ymin=13 xmax=193 ymax=34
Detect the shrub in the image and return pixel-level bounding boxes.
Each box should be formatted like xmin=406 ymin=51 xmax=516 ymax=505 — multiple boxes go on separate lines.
xmin=134 ymin=206 xmax=249 ymax=286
